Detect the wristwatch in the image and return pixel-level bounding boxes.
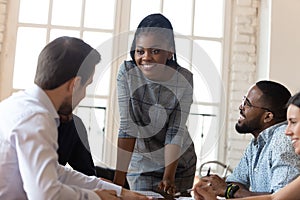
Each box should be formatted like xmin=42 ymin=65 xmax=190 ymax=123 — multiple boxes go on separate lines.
xmin=225 ymin=183 xmax=240 ymax=199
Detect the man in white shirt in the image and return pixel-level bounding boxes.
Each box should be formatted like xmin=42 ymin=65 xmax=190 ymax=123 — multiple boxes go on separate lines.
xmin=0 ymin=36 xmax=150 ymax=200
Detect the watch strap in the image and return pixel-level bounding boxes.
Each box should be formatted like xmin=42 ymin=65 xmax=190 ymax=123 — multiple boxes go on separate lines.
xmin=225 ymin=183 xmax=240 ymax=199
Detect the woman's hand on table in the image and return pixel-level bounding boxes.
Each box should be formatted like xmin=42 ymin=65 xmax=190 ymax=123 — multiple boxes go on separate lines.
xmin=157 ymin=178 xmax=176 ymax=195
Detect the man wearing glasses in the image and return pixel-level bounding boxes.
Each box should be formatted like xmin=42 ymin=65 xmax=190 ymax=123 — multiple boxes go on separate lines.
xmin=196 ymin=80 xmax=300 ymax=198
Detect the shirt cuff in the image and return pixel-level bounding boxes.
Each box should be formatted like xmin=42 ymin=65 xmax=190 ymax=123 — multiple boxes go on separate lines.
xmin=101 ymin=181 xmax=122 ymax=197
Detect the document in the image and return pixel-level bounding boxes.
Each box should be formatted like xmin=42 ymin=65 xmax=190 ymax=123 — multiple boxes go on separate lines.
xmin=135 ymin=191 xmax=195 ymax=199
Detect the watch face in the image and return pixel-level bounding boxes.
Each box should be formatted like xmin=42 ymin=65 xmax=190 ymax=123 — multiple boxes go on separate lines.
xmin=232 ymin=184 xmax=240 ymax=191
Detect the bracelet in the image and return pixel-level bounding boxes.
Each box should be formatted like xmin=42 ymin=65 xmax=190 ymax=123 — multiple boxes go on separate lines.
xmin=225 ymin=183 xmax=239 ymax=199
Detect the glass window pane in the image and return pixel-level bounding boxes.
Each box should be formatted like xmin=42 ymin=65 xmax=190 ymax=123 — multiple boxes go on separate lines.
xmin=83 ymin=31 xmax=112 ymax=50
xmin=194 ymin=40 xmax=222 ymax=73
xmin=192 ymin=41 xmax=222 ymax=104
xmin=51 ymin=0 xmax=82 ymax=27
xmin=175 ymin=36 xmax=193 ymax=71
xmin=92 ymin=67 xmax=111 ymax=96
xmin=192 ymin=68 xmax=212 ymax=103
xmin=13 ymin=27 xmax=47 ymax=89
xmin=188 ymin=104 xmax=219 ymax=168
xmin=75 ymin=98 xmax=107 ymax=162
xmin=130 ymin=0 xmax=161 ymax=30
xmin=189 ymin=104 xmax=223 ymax=164
xmin=163 ymin=0 xmax=193 ymax=35
xmin=83 ymin=31 xmax=113 ymax=96
xmin=84 ymin=0 xmax=116 ymax=29
xmin=86 ymin=61 xmax=111 ymax=97
xmin=127 ymin=33 xmax=134 ymax=60
xmin=177 ymin=56 xmax=191 ymax=71
xmin=50 ymin=29 xmax=80 ymax=41
xmin=79 ymin=97 xmax=107 ymax=108
xmin=194 ymin=0 xmax=224 ymax=37
xmin=19 ymin=0 xmax=49 ymax=24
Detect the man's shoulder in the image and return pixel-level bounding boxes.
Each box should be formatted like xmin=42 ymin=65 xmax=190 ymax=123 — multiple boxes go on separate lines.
xmin=269 ymin=121 xmax=287 ymax=130
xmin=117 ymin=60 xmax=137 ymax=80
xmin=0 ymin=92 xmax=50 ymax=121
xmin=262 ymin=122 xmax=287 ymax=138
xmin=271 ymin=122 xmax=288 ymax=137
xmin=267 ymin=122 xmax=292 ymax=146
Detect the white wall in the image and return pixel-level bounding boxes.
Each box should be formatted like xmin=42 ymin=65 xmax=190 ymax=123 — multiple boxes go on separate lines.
xmin=259 ymin=0 xmax=300 ymax=94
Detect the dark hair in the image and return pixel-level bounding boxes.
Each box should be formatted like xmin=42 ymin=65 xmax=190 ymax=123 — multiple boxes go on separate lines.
xmin=34 ymin=36 xmax=101 ymax=89
xmin=256 ymin=80 xmax=291 ymax=121
xmin=130 ymin=13 xmax=178 ymax=66
xmin=287 ymin=92 xmax=300 ymax=109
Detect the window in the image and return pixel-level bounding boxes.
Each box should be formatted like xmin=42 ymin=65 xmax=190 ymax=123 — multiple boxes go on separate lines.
xmin=1 ymin=0 xmax=228 ymax=170
xmin=128 ymin=0 xmax=226 ymax=170
xmin=14 ymin=0 xmax=115 ymax=91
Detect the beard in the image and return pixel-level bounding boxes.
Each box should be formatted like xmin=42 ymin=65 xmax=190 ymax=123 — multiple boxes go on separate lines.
xmin=58 ymin=100 xmax=73 ymax=117
xmin=235 ymin=116 xmax=262 ymax=134
xmin=235 ymin=122 xmax=251 ymax=133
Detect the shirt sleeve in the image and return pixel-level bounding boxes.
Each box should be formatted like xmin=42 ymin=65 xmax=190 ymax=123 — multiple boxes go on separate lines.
xmin=13 ymin=113 xmax=120 ymax=199
xmin=117 ymin=62 xmax=139 ymax=138
xmin=57 ymin=165 xmax=122 ymax=196
xmin=226 ymin=144 xmax=251 ymax=189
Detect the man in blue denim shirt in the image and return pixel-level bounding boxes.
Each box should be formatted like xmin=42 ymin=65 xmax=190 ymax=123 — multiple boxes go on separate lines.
xmin=197 ymin=80 xmax=300 ymax=198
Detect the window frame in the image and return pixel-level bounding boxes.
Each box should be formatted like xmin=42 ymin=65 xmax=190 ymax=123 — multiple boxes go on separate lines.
xmin=0 ymin=0 xmax=231 ymax=168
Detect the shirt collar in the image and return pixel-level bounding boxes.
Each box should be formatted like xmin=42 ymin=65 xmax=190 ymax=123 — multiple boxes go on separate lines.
xmin=24 ymin=84 xmax=60 ymax=126
xmin=256 ymin=121 xmax=287 ymax=143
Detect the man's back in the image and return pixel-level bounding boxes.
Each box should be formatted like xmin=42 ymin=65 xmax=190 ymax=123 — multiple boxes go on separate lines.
xmin=0 ymin=87 xmax=59 ymax=199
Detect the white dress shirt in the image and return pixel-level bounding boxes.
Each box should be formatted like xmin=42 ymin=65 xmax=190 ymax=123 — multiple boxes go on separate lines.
xmin=0 ymin=84 xmax=121 ymax=199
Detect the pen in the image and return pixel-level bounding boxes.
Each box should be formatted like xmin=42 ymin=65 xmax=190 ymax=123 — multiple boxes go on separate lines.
xmin=173 ymin=183 xmax=212 ymax=197
xmin=173 ymin=188 xmax=193 ymax=197
xmin=206 ymin=167 xmax=211 ymax=176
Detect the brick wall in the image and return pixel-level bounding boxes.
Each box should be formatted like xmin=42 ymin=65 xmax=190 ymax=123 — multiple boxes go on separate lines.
xmin=0 ymin=0 xmax=7 ymax=95
xmin=225 ymin=0 xmax=259 ymax=167
xmin=0 ymin=0 xmax=6 ymax=56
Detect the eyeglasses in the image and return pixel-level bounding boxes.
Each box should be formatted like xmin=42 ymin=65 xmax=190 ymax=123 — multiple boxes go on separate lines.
xmin=241 ymin=96 xmax=272 ymax=112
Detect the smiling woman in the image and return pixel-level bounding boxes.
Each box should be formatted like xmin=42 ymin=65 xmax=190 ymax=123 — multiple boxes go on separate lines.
xmin=134 ymin=32 xmax=174 ymax=81
xmin=286 ymin=92 xmax=300 ymax=154
xmin=113 ymin=13 xmax=197 ymax=195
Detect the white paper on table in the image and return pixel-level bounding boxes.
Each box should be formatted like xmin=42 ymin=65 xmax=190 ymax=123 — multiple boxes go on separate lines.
xmin=135 ymin=191 xmax=198 ymax=199
xmin=135 ymin=191 xmax=164 ymax=198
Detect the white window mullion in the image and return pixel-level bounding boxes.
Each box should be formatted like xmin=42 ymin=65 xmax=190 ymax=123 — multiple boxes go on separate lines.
xmin=103 ymin=0 xmax=132 ymax=167
xmin=46 ymin=0 xmax=53 ymax=43
xmin=79 ymin=0 xmax=86 ymax=38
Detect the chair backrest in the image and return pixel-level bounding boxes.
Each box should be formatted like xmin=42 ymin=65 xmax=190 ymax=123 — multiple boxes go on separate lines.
xmin=198 ymin=160 xmax=233 ymax=179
